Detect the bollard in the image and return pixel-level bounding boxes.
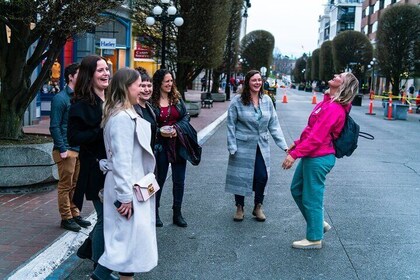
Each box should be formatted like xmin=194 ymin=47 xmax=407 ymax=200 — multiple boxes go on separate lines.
xmin=311 ymin=91 xmax=317 ymax=104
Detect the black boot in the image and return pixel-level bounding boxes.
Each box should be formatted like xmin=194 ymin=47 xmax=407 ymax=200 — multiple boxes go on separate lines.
xmin=173 ymin=206 xmax=187 ymax=227
xmin=77 ymin=237 xmax=92 ymax=260
xmin=156 ymin=208 xmax=163 ymax=227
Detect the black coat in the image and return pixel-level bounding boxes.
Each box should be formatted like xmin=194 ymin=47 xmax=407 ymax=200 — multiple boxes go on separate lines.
xmin=68 ymin=95 xmax=106 ymax=210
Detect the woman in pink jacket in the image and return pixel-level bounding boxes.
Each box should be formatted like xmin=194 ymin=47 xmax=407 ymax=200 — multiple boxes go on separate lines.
xmin=282 ymin=72 xmax=359 ymax=249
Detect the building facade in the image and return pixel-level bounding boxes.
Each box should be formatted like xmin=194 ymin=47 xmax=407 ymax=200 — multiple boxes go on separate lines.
xmin=318 ymin=0 xmax=364 ymax=47
xmin=361 ymin=0 xmax=420 ymax=43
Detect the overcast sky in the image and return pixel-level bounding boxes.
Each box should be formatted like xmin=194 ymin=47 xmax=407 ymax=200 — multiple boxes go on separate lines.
xmin=246 ymin=0 xmax=327 ymax=58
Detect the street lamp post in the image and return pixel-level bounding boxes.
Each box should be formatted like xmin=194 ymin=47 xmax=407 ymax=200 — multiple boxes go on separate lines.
xmin=369 ymin=58 xmax=377 ymax=93
xmin=146 ymin=0 xmax=184 ymax=69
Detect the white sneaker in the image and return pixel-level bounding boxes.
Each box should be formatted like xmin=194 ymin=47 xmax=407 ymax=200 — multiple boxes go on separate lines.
xmin=292 ymin=239 xmax=322 ymax=249
xmin=323 ymin=221 xmax=332 ymax=233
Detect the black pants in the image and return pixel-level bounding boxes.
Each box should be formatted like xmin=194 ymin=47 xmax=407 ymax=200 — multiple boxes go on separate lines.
xmin=235 ymin=146 xmax=268 ymax=206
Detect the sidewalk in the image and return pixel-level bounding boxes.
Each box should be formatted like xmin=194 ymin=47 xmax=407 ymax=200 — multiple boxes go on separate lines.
xmin=1 ymin=90 xmax=231 ymax=279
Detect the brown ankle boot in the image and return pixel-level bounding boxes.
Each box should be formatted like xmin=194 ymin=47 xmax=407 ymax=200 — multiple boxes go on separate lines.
xmin=252 ymin=203 xmax=266 ymax=222
xmin=233 ymin=205 xmax=244 ymax=222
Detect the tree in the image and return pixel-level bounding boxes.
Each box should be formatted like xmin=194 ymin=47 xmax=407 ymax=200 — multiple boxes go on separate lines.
xmin=240 ymin=30 xmax=275 ymax=75
xmin=292 ymin=55 xmax=307 ymax=83
xmin=0 ymin=0 xmax=123 ymax=140
xmin=332 ymin=30 xmax=373 ymax=81
xmin=319 ymin=41 xmax=334 ymax=82
xmin=311 ymin=48 xmax=320 ymax=81
xmin=219 ymin=0 xmax=242 ymax=99
xmin=376 ymin=4 xmax=420 ymax=95
xmin=305 ymin=56 xmax=312 ymax=82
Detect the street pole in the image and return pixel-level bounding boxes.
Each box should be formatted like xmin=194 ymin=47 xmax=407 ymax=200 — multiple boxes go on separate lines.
xmin=161 ymin=20 xmax=167 ymax=69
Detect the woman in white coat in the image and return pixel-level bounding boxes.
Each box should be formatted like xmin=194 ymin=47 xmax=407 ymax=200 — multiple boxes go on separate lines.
xmin=226 ymin=70 xmax=288 ymax=222
xmin=90 ymin=68 xmax=158 ymax=280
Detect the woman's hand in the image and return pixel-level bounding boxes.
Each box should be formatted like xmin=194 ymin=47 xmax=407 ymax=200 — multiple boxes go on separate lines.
xmin=286 ymin=143 xmax=295 ymax=153
xmin=117 ymin=202 xmax=133 ymax=219
xmin=282 ymin=154 xmax=296 ymax=170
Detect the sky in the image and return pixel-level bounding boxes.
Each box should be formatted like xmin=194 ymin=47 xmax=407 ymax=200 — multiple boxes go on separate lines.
xmin=245 ymin=0 xmax=327 ymax=59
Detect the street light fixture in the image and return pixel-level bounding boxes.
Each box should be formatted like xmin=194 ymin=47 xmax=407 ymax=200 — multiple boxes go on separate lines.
xmin=146 ymin=0 xmax=184 ymax=69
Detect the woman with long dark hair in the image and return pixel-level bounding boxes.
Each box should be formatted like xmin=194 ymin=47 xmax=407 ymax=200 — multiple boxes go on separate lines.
xmin=226 ymin=70 xmax=288 ymax=222
xmin=68 ymin=55 xmax=109 ymax=268
xmin=151 ymin=69 xmax=199 ymax=228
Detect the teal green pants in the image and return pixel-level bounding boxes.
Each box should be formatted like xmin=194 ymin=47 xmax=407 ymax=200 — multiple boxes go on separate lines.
xmin=290 ymin=154 xmax=335 ymax=241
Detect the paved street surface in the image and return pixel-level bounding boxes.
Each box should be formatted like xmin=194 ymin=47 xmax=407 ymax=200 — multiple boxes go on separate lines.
xmin=6 ymin=89 xmax=420 ymax=279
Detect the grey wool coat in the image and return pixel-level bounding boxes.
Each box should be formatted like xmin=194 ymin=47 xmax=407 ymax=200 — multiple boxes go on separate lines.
xmin=225 ymin=94 xmax=288 ymax=196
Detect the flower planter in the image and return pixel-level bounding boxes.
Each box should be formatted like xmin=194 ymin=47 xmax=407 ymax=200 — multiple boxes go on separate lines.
xmin=185 ymin=101 xmax=201 ymax=117
xmin=0 ymin=142 xmax=58 ymax=193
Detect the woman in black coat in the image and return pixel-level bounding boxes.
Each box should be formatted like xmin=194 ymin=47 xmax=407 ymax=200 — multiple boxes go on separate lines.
xmin=68 ymin=55 xmax=110 ymax=267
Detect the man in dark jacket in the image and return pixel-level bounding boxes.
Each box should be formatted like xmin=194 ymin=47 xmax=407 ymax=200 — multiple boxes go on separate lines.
xmin=49 ymin=63 xmax=91 ymax=232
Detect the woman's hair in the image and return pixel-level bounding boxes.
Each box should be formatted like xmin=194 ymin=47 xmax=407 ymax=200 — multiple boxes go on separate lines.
xmin=135 ymin=66 xmax=151 ymax=82
xmin=332 ymin=72 xmax=359 ymax=105
xmin=151 ymin=69 xmax=181 ymax=107
xmin=102 ymin=68 xmax=140 ymax=127
xmin=73 ymin=55 xmax=107 ymax=105
xmin=241 ymin=70 xmax=263 ymax=106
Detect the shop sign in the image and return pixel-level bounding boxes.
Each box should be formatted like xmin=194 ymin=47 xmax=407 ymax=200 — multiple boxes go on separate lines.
xmin=100 ymin=38 xmax=116 ymax=49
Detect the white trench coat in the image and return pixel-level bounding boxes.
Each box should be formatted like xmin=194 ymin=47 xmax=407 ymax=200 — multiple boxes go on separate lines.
xmin=99 ymin=108 xmax=158 ymax=273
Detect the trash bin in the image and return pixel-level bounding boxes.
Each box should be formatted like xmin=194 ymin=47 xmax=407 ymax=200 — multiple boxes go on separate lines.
xmin=352 ymin=94 xmax=363 ymax=106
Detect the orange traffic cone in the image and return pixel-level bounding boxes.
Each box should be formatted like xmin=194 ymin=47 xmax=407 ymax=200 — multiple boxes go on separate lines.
xmin=408 ymin=103 xmax=413 ymax=114
xmin=365 ymin=99 xmax=376 ymax=115
xmin=386 ymin=97 xmax=394 ymax=120
xmin=311 ymin=91 xmax=317 ymax=104
xmin=282 ymin=91 xmax=288 ymax=103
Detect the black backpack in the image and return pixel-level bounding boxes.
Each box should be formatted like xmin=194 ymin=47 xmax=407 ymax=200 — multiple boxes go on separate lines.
xmin=333 ymin=113 xmax=374 ymax=158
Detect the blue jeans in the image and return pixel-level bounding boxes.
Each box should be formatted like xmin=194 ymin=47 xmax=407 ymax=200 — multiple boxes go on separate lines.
xmin=155 ymin=149 xmax=187 ymax=208
xmin=90 ymin=199 xmax=104 ymax=263
xmin=290 ymin=155 xmax=335 ymax=241
xmin=235 ymin=146 xmax=267 ymax=206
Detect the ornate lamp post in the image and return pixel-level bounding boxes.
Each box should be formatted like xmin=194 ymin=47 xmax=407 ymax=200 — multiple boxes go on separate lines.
xmin=146 ymin=0 xmax=184 ymax=69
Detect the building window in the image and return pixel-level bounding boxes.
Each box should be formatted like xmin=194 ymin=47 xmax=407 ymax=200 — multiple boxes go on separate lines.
xmin=362 ymin=8 xmax=366 ymax=18
xmin=372 ymin=21 xmax=378 ymax=33
xmin=369 ymin=5 xmax=374 ymax=15
xmin=379 ymin=0 xmax=384 ymax=9
xmin=391 ymin=0 xmax=396 ymax=4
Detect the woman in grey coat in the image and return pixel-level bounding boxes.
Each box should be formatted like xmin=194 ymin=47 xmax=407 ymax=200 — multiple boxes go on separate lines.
xmin=226 ymin=70 xmax=288 ymax=222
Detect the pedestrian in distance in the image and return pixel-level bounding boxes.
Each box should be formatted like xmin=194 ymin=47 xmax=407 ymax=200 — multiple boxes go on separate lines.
xmin=151 ymin=69 xmax=201 ymax=228
xmin=282 ymin=72 xmax=359 ymax=249
xmin=49 ymin=62 xmax=91 ymax=232
xmin=68 ymin=55 xmax=110 ymax=267
xmin=134 ymin=67 xmax=158 ymax=150
xmin=89 ymin=68 xmax=158 ymax=280
xmin=226 ymin=69 xmax=289 ymax=222
xmin=201 ymin=75 xmax=207 ymax=92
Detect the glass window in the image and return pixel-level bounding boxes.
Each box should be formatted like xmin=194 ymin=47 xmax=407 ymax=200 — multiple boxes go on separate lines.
xmin=369 ymin=5 xmax=374 ymax=15
xmin=379 ymin=0 xmax=385 ymax=9
xmin=374 ymin=1 xmax=380 ymax=13
xmin=372 ymin=21 xmax=378 ymax=33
